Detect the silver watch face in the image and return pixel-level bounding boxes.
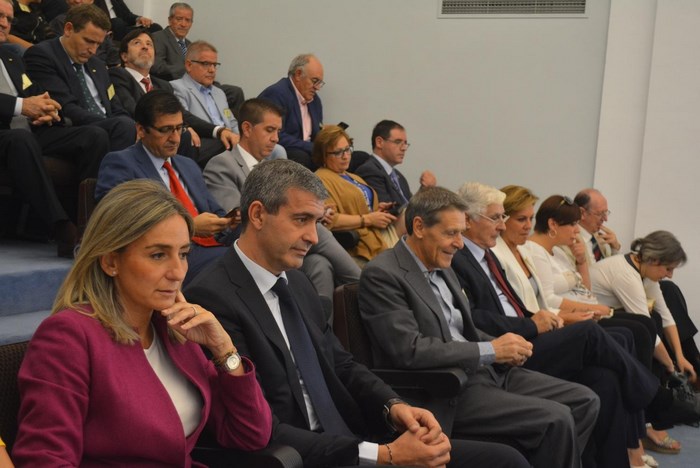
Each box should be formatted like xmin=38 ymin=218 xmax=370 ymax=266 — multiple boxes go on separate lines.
xmin=224 ymin=353 xmax=241 ymax=371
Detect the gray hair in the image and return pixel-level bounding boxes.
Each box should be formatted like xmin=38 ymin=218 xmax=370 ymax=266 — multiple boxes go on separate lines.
xmin=185 ymin=40 xmax=216 ymax=61
xmin=405 ymin=187 xmax=467 ymax=235
xmin=287 ymin=53 xmax=316 ymax=77
xmin=457 ymin=182 xmax=506 ymax=218
xmin=169 ymin=2 xmax=193 ymax=17
xmin=240 ymin=159 xmax=328 ymax=229
xmin=631 ymin=230 xmax=687 ymax=266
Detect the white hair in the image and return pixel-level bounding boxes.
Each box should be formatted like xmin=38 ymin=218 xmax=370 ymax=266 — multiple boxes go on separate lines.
xmin=457 ymin=182 xmax=505 ymax=217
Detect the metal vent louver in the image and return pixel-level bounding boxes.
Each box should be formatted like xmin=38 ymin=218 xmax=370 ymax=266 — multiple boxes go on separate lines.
xmin=440 ymin=0 xmax=586 ymax=15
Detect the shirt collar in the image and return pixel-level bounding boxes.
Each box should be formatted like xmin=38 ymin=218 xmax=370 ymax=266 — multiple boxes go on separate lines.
xmin=234 ymin=241 xmax=288 ymax=297
xmin=125 ymin=67 xmax=148 ymax=82
xmin=143 ymin=144 xmax=171 ymax=171
xmin=401 ymin=237 xmax=435 ymax=276
xmin=463 ymin=236 xmax=486 ymax=263
xmin=237 ymin=144 xmax=261 ymax=171
xmin=371 ymin=153 xmax=394 ymax=175
xmin=290 ymin=76 xmax=312 ymax=105
xmin=579 ymin=226 xmax=594 ymax=242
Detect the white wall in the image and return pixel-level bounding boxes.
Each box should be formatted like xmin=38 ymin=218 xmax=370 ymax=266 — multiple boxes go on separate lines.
xmin=141 ymin=0 xmax=611 ymax=196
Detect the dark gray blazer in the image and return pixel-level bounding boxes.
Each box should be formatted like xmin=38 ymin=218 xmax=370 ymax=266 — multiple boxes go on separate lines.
xmin=151 ymin=27 xmax=189 ymax=81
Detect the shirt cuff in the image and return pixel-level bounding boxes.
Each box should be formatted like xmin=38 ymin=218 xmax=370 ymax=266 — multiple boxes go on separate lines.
xmin=213 ymin=125 xmax=223 ymax=138
xmin=358 ymin=441 xmax=378 ymax=465
xmin=14 ymin=97 xmax=23 ymax=117
xmin=478 ymin=341 xmax=495 ymax=366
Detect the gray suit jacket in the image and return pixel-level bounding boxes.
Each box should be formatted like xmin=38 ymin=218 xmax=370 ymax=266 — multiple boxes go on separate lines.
xmin=151 ymin=27 xmax=189 ymax=81
xmin=359 ymin=241 xmax=493 ymax=375
xmin=203 ymin=145 xmax=248 ymax=211
xmin=171 ymin=73 xmax=238 ymax=131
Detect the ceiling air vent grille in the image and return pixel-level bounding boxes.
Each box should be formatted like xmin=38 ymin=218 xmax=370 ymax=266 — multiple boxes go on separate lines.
xmin=440 ymin=0 xmax=586 ymax=16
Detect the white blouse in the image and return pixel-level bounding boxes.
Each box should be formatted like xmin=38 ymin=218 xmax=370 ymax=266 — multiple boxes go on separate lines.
xmin=492 ymin=237 xmax=550 ymax=312
xmin=590 ymin=254 xmax=675 ymax=328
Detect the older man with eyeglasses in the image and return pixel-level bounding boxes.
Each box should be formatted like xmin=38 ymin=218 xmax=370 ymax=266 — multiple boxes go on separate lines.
xmin=258 ymin=53 xmax=325 ymax=170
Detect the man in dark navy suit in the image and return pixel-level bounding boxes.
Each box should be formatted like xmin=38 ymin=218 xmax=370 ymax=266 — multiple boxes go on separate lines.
xmin=0 ymin=0 xmax=107 ymax=256
xmin=23 ymin=4 xmax=135 ymax=151
xmin=258 ymin=53 xmax=324 ymax=170
xmin=96 ymin=90 xmax=236 ymax=284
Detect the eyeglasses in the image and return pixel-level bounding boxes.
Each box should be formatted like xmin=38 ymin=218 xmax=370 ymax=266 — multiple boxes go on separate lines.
xmin=310 ymin=77 xmax=325 ymax=89
xmin=190 ymin=60 xmax=221 ymax=69
xmin=327 ymin=146 xmax=353 ymax=157
xmin=382 ymin=138 xmax=411 ymax=148
xmin=477 ymin=212 xmax=510 ymax=225
xmin=558 ymin=196 xmax=574 ymax=207
xmin=586 ymin=209 xmax=611 ymax=218
xmin=0 ymin=13 xmax=14 ymax=24
xmin=149 ymin=124 xmax=187 ymax=135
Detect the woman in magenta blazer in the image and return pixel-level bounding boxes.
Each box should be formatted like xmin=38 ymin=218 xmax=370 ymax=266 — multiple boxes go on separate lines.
xmin=13 ymin=180 xmax=272 ymax=467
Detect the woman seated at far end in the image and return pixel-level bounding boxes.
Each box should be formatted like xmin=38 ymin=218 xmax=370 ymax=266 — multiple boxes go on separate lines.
xmin=591 ymin=230 xmax=696 ymax=381
xmin=13 ymin=180 xmax=272 ymax=466
xmin=313 ymin=125 xmax=399 ymax=266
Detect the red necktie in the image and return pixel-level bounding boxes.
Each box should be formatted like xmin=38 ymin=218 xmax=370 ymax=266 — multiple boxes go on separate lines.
xmin=484 ymin=250 xmax=524 ymax=317
xmin=162 ymin=161 xmax=219 ymax=247
xmin=141 ymin=76 xmax=153 ymax=92
xmin=591 ymin=236 xmax=603 ymax=261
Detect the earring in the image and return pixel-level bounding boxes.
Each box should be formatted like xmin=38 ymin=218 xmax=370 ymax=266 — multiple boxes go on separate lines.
xmin=548 ymin=229 xmax=557 ymax=239
xmin=112 ymin=270 xmax=117 ymax=276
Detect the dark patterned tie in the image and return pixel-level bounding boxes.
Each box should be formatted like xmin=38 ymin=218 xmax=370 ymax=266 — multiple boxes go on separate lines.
xmin=178 ymin=39 xmax=188 ymax=56
xmin=591 ymin=235 xmax=603 ymax=261
xmin=485 ymin=250 xmax=525 ymax=317
xmin=272 ymin=278 xmax=353 ymax=436
xmin=390 ymin=170 xmax=408 ymax=204
xmin=72 ymin=63 xmax=105 ymax=117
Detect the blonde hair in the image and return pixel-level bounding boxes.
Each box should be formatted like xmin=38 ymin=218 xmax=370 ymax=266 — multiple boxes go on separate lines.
xmin=501 ymin=185 xmax=539 ymax=215
xmin=52 ymin=180 xmax=194 ymax=344
xmin=311 ymin=125 xmax=353 ymax=168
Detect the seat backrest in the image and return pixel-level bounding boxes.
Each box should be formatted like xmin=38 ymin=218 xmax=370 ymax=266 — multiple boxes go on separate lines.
xmin=77 ymin=178 xmax=98 ymax=239
xmin=0 ymin=341 xmax=28 ymax=452
xmin=332 ymin=283 xmax=374 ymax=367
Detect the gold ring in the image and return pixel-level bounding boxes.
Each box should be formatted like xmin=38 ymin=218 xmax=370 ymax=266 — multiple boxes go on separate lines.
xmin=192 ymin=306 xmax=197 ymax=317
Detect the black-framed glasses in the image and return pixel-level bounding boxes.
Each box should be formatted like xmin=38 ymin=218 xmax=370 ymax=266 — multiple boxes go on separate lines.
xmin=558 ymin=196 xmax=574 ymax=207
xmin=310 ymin=77 xmax=325 ymax=89
xmin=477 ymin=212 xmax=510 ymax=225
xmin=149 ymin=124 xmax=187 ymax=135
xmin=190 ymin=60 xmax=221 ymax=69
xmin=382 ymin=137 xmax=411 ymax=148
xmin=327 ymin=146 xmax=353 ymax=157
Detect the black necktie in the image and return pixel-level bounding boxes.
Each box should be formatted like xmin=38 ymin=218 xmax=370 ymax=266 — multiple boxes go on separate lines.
xmin=72 ymin=63 xmax=105 ymax=117
xmin=272 ymin=278 xmax=353 ymax=436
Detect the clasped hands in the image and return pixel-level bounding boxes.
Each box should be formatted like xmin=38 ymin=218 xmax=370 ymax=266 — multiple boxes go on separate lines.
xmin=381 ymin=403 xmax=451 ymax=467
xmin=22 ymin=92 xmax=61 ymax=126
xmin=492 ymin=332 xmax=533 ymax=367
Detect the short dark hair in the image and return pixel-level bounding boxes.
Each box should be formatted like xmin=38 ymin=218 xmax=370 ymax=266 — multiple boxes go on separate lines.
xmin=533 ymin=195 xmax=581 ymax=234
xmin=237 ymin=98 xmax=284 ymax=134
xmin=240 ymin=159 xmax=328 ymax=230
xmin=405 ymin=186 xmax=467 ymax=236
xmin=119 ymin=28 xmax=152 ymax=66
xmin=371 ymin=120 xmax=404 ymax=149
xmin=134 ymin=89 xmax=183 ymax=128
xmin=66 ymin=4 xmax=111 ymax=32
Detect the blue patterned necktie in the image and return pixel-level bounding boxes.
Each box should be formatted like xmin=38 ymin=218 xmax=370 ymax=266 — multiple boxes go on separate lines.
xmin=390 ymin=169 xmax=408 ymax=204
xmin=178 ymin=39 xmax=187 ymax=56
xmin=272 ymin=278 xmax=353 ymax=436
xmin=72 ymin=63 xmax=105 ymax=117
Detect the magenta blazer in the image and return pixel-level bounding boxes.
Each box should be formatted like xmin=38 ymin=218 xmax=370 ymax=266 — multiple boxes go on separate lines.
xmin=13 ymin=308 xmax=272 ymax=467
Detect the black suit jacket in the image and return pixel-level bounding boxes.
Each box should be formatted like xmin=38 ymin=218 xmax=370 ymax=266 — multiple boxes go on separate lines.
xmin=354 ymin=156 xmax=412 ymax=215
xmin=184 ymin=248 xmax=397 ymax=467
xmin=24 ymin=37 xmax=128 ymax=126
xmin=452 ymin=244 xmax=539 ymax=340
xmin=94 ymin=0 xmax=138 ymax=24
xmin=108 ymin=67 xmax=216 ymax=137
xmin=0 ymin=48 xmax=46 ymax=128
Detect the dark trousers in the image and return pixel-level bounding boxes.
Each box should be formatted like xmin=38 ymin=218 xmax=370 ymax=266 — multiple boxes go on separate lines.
xmin=90 ymin=116 xmax=136 ymax=152
xmin=0 ymin=128 xmax=68 ymax=227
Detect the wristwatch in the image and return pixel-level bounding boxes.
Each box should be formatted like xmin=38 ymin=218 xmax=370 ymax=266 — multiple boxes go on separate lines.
xmin=214 ymin=350 xmax=242 ymax=372
xmin=383 ymin=398 xmax=405 ymax=431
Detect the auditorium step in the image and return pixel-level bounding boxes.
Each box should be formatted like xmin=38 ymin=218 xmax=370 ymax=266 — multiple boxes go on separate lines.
xmin=0 ymin=241 xmax=71 ymax=344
